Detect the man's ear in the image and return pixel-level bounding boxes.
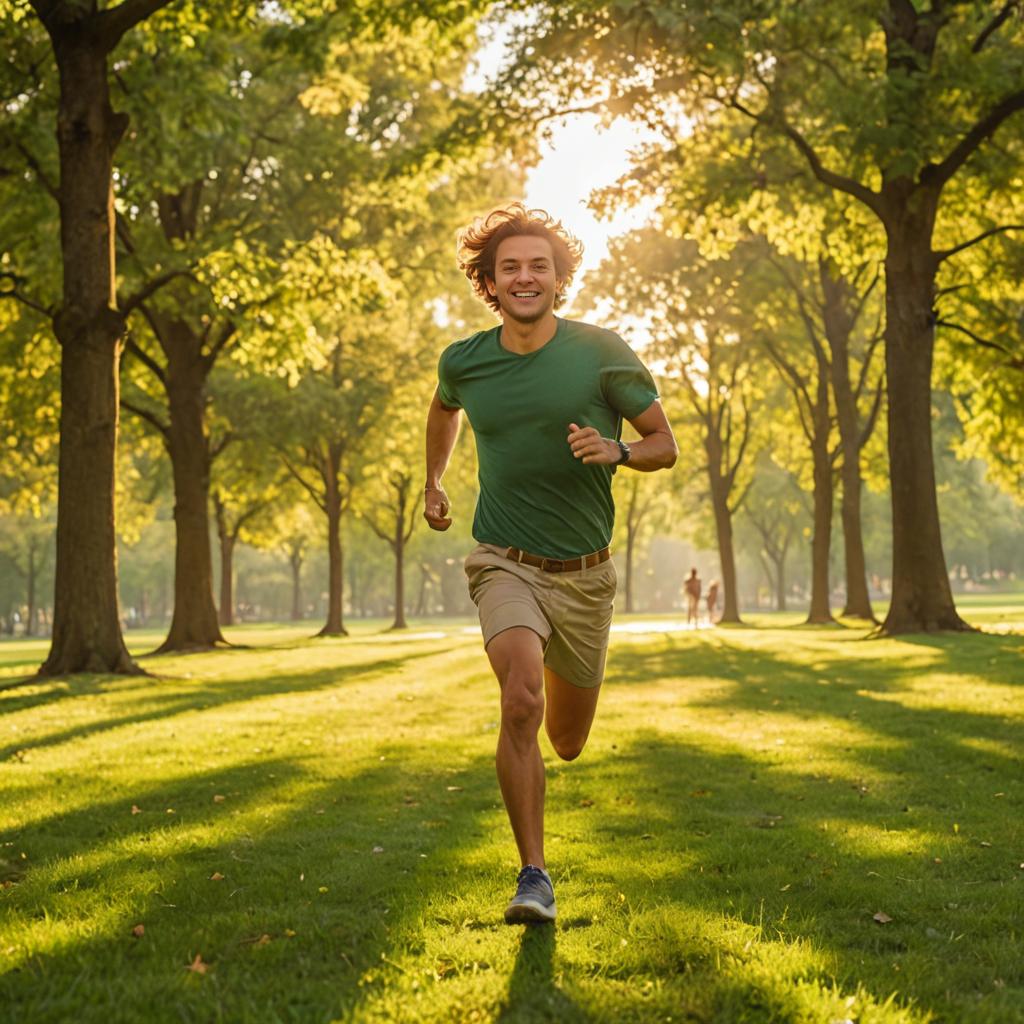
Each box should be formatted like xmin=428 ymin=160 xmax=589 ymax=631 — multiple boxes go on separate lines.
xmin=485 ymin=276 xmax=497 ymax=297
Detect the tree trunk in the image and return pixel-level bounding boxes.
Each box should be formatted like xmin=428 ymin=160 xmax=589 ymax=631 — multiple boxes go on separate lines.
xmin=820 ymin=262 xmax=876 ymax=620
xmin=806 ymin=429 xmax=834 ymax=624
xmin=319 ymin=453 xmax=347 ymax=636
xmin=213 ymin=496 xmax=234 ymax=627
xmin=624 ymin=526 xmax=635 ymax=615
xmin=25 ymin=540 xmax=37 ymax=638
xmin=392 ymin=537 xmax=407 ymax=629
xmin=389 ymin=478 xmax=411 ymax=630
xmin=622 ymin=477 xmax=645 ymax=615
xmin=158 ymin=343 xmax=224 ymax=652
xmin=289 ymin=547 xmax=303 ymax=621
xmin=775 ymin=553 xmax=787 ymax=612
xmin=881 ymin=214 xmax=968 ymax=633
xmin=838 ymin=458 xmax=873 ymax=618
xmin=40 ymin=30 xmax=136 ymax=676
xmin=219 ymin=534 xmax=235 ymax=628
xmin=706 ymin=446 xmax=741 ymax=623
xmin=711 ymin=496 xmax=741 ymax=623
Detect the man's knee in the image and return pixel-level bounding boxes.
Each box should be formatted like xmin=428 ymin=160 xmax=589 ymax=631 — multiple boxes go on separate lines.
xmin=500 ymin=672 xmax=544 ymax=734
xmin=549 ymin=733 xmax=585 ymax=762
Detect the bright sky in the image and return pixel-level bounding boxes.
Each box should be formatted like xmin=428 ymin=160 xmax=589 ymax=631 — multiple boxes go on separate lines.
xmin=465 ymin=17 xmax=662 ymax=316
xmin=521 ymin=115 xmax=660 ymax=311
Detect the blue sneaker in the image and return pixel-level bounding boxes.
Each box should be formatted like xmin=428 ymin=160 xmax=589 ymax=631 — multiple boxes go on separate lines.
xmin=504 ymin=865 xmax=556 ymax=923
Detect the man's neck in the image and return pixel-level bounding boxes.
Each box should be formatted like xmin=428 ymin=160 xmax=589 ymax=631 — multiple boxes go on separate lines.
xmin=499 ymin=311 xmax=559 ymax=354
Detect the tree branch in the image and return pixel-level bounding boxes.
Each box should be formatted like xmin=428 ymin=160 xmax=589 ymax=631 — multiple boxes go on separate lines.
xmin=935 ymin=223 xmax=1024 ymax=263
xmin=925 ymin=88 xmax=1024 ymax=189
xmin=937 ymin=318 xmax=1024 ymax=370
xmin=847 ymin=266 xmax=881 ymax=334
xmin=202 ymin=321 xmax=237 ymax=369
xmin=121 ymin=269 xmax=193 ymax=315
xmin=232 ymin=500 xmax=268 ymax=539
xmin=859 ymin=377 xmax=886 ymax=449
xmin=97 ymin=0 xmax=178 ymax=51
xmin=0 ymin=273 xmax=52 ymax=318
xmin=123 ymin=333 xmax=167 ymax=386
xmin=279 ymin=452 xmax=327 ymax=513
xmin=9 ymin=137 xmax=59 ymax=201
xmin=763 ymin=338 xmax=815 ymax=426
xmin=854 ymin=328 xmax=884 ymax=404
xmin=209 ymin=432 xmax=234 ymax=463
xmin=120 ymin=397 xmax=170 ymax=440
xmin=972 ymin=1 xmax=1021 ymax=52
xmin=733 ymin=101 xmax=884 ymax=214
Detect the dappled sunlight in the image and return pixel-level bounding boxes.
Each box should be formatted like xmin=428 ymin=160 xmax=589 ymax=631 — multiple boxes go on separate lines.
xmin=2 ymin=627 xmax=1021 ymax=1021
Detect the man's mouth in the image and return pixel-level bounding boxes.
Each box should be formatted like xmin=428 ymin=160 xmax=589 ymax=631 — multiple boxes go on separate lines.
xmin=511 ymin=291 xmax=540 ymax=299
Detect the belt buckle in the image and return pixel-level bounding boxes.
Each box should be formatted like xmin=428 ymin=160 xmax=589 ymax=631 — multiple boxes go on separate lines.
xmin=542 ymin=557 xmax=564 ymax=573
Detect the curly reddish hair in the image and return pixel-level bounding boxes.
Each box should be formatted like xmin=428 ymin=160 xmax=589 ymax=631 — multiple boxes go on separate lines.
xmin=457 ymin=202 xmax=584 ymax=313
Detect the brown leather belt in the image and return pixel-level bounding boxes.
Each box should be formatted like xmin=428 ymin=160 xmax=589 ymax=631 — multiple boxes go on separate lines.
xmin=505 ymin=546 xmax=611 ymax=573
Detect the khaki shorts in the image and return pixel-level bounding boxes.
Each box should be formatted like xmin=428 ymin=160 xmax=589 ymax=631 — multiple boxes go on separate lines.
xmin=464 ymin=543 xmax=618 ymax=689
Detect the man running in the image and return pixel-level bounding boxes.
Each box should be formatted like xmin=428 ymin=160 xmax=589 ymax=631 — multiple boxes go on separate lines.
xmin=423 ymin=203 xmax=677 ymax=924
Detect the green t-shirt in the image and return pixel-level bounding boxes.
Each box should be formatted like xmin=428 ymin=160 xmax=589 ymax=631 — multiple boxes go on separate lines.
xmin=437 ymin=317 xmax=659 ymax=559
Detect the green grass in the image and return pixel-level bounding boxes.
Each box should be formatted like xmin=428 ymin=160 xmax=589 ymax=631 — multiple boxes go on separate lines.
xmin=1 ymin=602 xmax=1022 ymax=1023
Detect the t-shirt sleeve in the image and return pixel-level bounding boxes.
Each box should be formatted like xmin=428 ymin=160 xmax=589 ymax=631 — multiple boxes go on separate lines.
xmin=599 ymin=333 xmax=659 ymax=419
xmin=436 ymin=345 xmax=462 ymax=410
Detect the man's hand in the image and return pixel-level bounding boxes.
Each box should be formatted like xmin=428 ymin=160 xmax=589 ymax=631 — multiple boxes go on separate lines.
xmin=567 ymin=422 xmax=620 ymax=464
xmin=423 ymin=485 xmax=452 ymax=530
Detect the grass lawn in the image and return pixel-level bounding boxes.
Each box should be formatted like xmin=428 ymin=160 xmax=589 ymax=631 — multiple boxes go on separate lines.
xmin=1 ymin=599 xmax=1022 ymax=1023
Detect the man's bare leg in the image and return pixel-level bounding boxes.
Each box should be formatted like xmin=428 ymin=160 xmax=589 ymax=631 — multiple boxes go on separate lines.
xmin=544 ymin=666 xmax=601 ymax=762
xmin=486 ymin=626 xmax=546 ymax=868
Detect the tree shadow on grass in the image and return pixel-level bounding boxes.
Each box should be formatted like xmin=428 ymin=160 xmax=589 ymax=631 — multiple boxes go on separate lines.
xmin=556 ymin=729 xmax=1023 ymax=1023
xmin=608 ymin=628 xmax=1024 ymax=690
xmin=0 ymin=646 xmax=466 ymax=762
xmin=1 ymin=740 xmax=498 ymax=1023
xmin=606 ymin=634 xmax=1024 ymax=780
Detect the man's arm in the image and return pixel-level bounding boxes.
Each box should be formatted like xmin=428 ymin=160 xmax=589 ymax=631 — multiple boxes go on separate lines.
xmin=424 ymin=387 xmax=461 ymax=530
xmin=567 ymin=399 xmax=678 ymax=472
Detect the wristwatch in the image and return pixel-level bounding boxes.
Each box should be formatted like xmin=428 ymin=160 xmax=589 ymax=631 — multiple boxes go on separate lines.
xmin=615 ymin=440 xmax=631 ymax=465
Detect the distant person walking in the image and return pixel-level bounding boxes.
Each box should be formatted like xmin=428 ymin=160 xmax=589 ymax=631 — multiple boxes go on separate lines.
xmin=423 ymin=203 xmax=677 ymax=924
xmin=706 ymin=580 xmax=719 ymax=624
xmin=684 ymin=568 xmax=701 ymax=626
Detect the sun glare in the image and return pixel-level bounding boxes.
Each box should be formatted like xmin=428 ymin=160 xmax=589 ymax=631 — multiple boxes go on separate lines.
xmin=523 ymin=114 xmax=661 ymax=309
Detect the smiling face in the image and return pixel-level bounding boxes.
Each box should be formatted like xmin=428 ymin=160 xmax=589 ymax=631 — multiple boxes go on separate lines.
xmin=485 ymin=234 xmax=564 ymax=325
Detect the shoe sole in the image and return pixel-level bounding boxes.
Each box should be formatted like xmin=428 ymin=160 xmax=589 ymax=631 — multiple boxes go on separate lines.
xmin=504 ymin=899 xmax=557 ymax=924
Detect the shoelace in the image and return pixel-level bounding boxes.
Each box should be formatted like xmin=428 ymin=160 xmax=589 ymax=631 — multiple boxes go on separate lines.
xmin=518 ymin=865 xmax=551 ymax=890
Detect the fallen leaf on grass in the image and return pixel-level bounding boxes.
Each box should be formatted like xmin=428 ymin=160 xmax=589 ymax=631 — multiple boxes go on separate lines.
xmin=213 ymin=795 xmax=225 ymax=803
xmin=131 ymin=924 xmax=145 ymax=938
xmin=284 ymin=929 xmax=297 ymax=938
xmin=979 ymin=841 xmax=992 ymax=848
xmin=210 ymin=872 xmax=225 ymax=882
xmin=873 ymin=911 xmax=893 ymax=924
xmin=372 ymin=846 xmax=384 ymax=854
xmin=578 ymin=798 xmax=594 ymax=808
xmin=130 ymin=805 xmax=142 ymax=815
xmin=254 ymin=934 xmax=271 ymax=947
xmin=445 ymin=786 xmax=463 ymax=792
xmin=187 ymin=954 xmax=209 ymax=974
